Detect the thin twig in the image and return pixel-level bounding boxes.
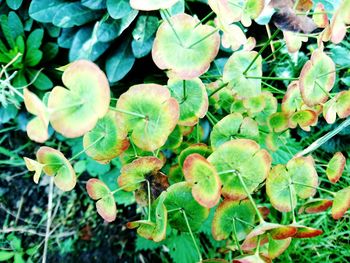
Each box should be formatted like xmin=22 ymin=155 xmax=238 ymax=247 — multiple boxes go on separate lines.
xmin=42 ymin=177 xmax=54 ymax=263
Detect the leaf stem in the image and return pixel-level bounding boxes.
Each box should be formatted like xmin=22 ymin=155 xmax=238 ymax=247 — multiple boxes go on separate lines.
xmin=208 ymin=82 xmax=229 ymax=98
xmin=243 ymin=29 xmax=280 ymax=75
xmin=109 ymin=107 xmax=146 ymax=119
xmin=245 ymin=76 xmax=298 ymax=81
xmin=194 ymin=11 xmax=215 ymax=28
xmin=295 ymin=118 xmax=350 ymax=157
xmin=181 ymin=210 xmax=202 ymax=262
xmin=292 ymin=181 xmax=335 ymax=196
xmin=288 ymin=184 xmax=297 ymax=224
xmin=187 ymin=28 xmax=219 ymax=49
xmin=232 ymin=219 xmax=243 ymax=255
xmin=161 ymin=9 xmax=184 ymax=47
xmin=69 ymin=135 xmax=105 ymax=161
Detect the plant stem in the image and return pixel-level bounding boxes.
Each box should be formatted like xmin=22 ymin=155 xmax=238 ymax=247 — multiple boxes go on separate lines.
xmin=109 ymin=107 xmax=146 ymax=119
xmin=187 ymin=28 xmax=219 ymax=49
xmin=263 ymin=43 xmax=286 ymax=62
xmin=42 ymin=177 xmax=54 ymax=263
xmin=265 ymin=25 xmax=276 ymax=60
xmin=182 ymin=80 xmax=187 ymax=103
xmin=206 ymin=111 xmax=219 ymax=124
xmin=167 ymin=208 xmax=182 ymax=213
xmin=318 ymin=66 xmax=348 ymax=78
xmin=296 ymin=118 xmax=350 ymax=157
xmin=292 ymin=181 xmax=335 ymax=196
xmin=236 ymin=172 xmax=265 ymax=224
xmin=232 ymin=219 xmax=243 ymax=255
xmin=0 ymin=53 xmax=22 ymax=78
xmin=161 ymin=9 xmax=184 ymax=47
xmin=288 ymin=184 xmax=296 ymax=224
xmin=182 ymin=210 xmax=202 ymax=262
xmin=196 ymin=122 xmax=200 ymax=143
xmin=208 ymin=82 xmax=229 ymax=98
xmin=261 ymin=80 xmax=285 ymax=94
xmin=146 ymin=179 xmax=151 ymax=222
xmin=243 ymin=29 xmax=280 ymax=75
xmin=194 ymin=11 xmax=214 ymax=28
xmin=69 ymin=135 xmax=105 ymax=161
xmin=245 ymin=76 xmax=298 ymax=81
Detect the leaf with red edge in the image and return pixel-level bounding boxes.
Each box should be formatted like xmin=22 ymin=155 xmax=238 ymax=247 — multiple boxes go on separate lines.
xmin=48 ymin=60 xmax=110 ymax=138
xmin=298 ymin=199 xmax=333 ymax=214
xmin=208 ymin=139 xmax=271 ymax=200
xmin=281 ymin=81 xmax=303 ymax=116
xmin=83 ymin=111 xmax=129 ymax=163
xmin=23 ymin=88 xmax=49 ymax=143
xmin=233 ymin=253 xmax=271 ymax=263
xmin=313 ymin=3 xmax=328 ymax=28
xmin=268 ymin=112 xmax=289 ymax=133
xmin=183 ymin=154 xmax=221 ymax=208
xmin=212 ymin=199 xmax=255 ymax=241
xmin=152 ymin=13 xmax=220 ymax=79
xmin=116 ymin=84 xmax=179 ymax=151
xmin=290 ymin=224 xmax=323 ymax=238
xmin=332 ymin=186 xmax=350 ymax=220
xmin=178 ymin=143 xmax=212 ymax=167
xmin=336 ymin=90 xmax=350 ymax=118
xmin=36 ymin=147 xmax=76 ymax=191
xmin=86 ymin=178 xmax=116 ymax=222
xmin=299 ymin=49 xmax=335 ymax=107
xmin=326 ymin=152 xmax=346 ymax=184
xmin=118 ymin=157 xmax=164 ymax=191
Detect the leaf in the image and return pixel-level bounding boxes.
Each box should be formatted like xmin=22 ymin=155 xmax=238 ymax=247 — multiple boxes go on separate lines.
xmin=52 ymin=2 xmax=102 ymax=28
xmin=178 ymin=143 xmax=212 ymax=167
xmin=326 ymin=152 xmax=346 ymax=183
xmin=130 ymin=0 xmax=179 ymax=11
xmin=8 ymin=11 xmax=24 ymax=38
xmin=152 ymin=13 xmax=220 ymax=79
xmin=69 ymin=26 xmax=111 ymax=62
xmin=183 ymin=154 xmax=221 ymax=208
xmin=6 ymin=0 xmax=23 ymax=10
xmin=223 ymin=50 xmax=262 ymax=98
xmin=105 ymin=37 xmax=135 ymax=83
xmin=116 ymin=84 xmax=179 ymax=151
xmin=165 ymin=234 xmax=200 ymax=263
xmin=167 ymin=78 xmax=208 ymax=126
xmin=331 ymin=186 xmax=350 ymax=220
xmin=36 ymin=146 xmax=76 ymax=191
xmin=0 ymin=251 xmax=15 ymax=261
xmin=23 ymin=88 xmax=49 ymax=143
xmin=298 ymin=199 xmax=333 ymax=214
xmin=86 ymin=178 xmax=117 ymax=222
xmin=266 ymin=156 xmax=318 ymax=212
xmin=299 ymin=49 xmax=336 ymax=106
xmin=164 ymin=182 xmax=209 ymax=232
xmin=106 ymin=0 xmax=132 ymax=19
xmin=208 ymin=139 xmax=271 ymax=200
xmin=48 ymin=60 xmax=110 ymax=138
xmin=83 ymin=111 xmax=129 ymax=163
xmin=82 ymin=0 xmax=106 ymax=10
xmin=25 ymin=49 xmax=43 ymax=67
xmin=97 ymin=11 xmax=138 ymax=43
xmin=212 ymin=199 xmax=255 ymax=241
xmin=24 ymin=157 xmax=43 ymax=184
xmin=29 ymin=0 xmax=67 ymax=23
xmin=132 ymin=15 xmax=159 ymax=58
xmin=118 ymin=157 xmax=164 ymax=191
xmin=26 ymin=28 xmax=44 ymax=50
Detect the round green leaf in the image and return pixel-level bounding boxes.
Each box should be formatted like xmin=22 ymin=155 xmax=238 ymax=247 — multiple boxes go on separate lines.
xmin=336 ymin=90 xmax=350 ymax=118
xmin=48 ymin=60 xmax=110 ymax=138
xmin=268 ymin=112 xmax=289 ymax=133
xmin=167 ymin=78 xmax=208 ymax=126
xmin=289 ymin=110 xmax=318 ymax=131
xmin=83 ymin=111 xmax=129 ymax=163
xmin=326 ymin=152 xmax=346 ymax=184
xmin=212 ymin=199 xmax=255 ymax=241
xmin=36 ymin=146 xmax=76 ymax=191
xmin=116 ymin=84 xmax=179 ymax=151
xmin=223 ymin=50 xmax=262 ymax=98
xmin=86 ymin=178 xmax=110 ymax=200
xmin=281 ymin=81 xmax=303 ymax=116
xmin=332 ymin=186 xmax=350 ymax=220
xmin=118 ymin=156 xmax=163 ymax=191
xmin=164 ymin=182 xmax=209 ymax=232
xmin=152 ymin=13 xmax=220 ymax=79
xmin=267 ymin=157 xmax=318 ymax=212
xmin=300 ymin=50 xmax=335 ymax=106
xmin=208 ymin=139 xmax=271 ymax=200
xmin=130 ymin=0 xmax=179 ymax=10
xmin=183 ymin=154 xmax=221 ymax=208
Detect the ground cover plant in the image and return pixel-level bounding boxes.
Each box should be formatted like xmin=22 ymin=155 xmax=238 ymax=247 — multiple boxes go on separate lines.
xmin=1 ymin=0 xmax=350 ymax=262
